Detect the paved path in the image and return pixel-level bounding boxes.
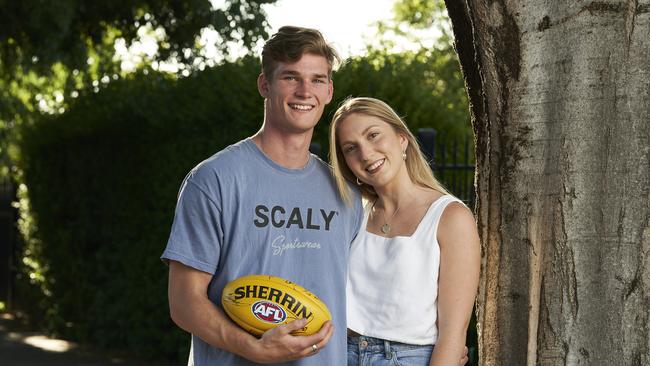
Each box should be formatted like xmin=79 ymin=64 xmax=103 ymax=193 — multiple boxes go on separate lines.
xmin=0 ymin=314 xmax=165 ymax=366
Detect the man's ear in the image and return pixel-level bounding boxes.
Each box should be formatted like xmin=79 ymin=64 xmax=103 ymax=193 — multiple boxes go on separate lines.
xmin=257 ymin=73 xmax=269 ymax=98
xmin=326 ymin=79 xmax=334 ymax=104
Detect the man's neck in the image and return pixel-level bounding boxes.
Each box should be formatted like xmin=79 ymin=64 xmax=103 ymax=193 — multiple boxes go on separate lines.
xmin=251 ymin=128 xmax=314 ymax=169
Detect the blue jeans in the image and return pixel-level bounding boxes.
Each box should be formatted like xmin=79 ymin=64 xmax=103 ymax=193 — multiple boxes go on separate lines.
xmin=347 ymin=335 xmax=434 ymax=366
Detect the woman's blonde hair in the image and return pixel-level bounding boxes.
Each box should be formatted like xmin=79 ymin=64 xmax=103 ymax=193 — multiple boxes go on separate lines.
xmin=329 ymin=97 xmax=449 ymax=205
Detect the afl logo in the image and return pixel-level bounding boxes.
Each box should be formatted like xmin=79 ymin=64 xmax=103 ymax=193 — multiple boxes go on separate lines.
xmin=251 ymin=301 xmax=287 ymax=323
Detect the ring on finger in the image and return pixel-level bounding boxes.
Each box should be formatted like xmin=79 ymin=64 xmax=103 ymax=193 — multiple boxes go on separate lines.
xmin=311 ymin=344 xmax=318 ymax=353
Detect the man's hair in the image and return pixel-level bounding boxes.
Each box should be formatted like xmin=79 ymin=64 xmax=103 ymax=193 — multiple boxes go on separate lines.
xmin=262 ymin=26 xmax=340 ymax=79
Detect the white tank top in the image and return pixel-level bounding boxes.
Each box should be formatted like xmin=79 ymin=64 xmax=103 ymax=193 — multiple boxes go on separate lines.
xmin=346 ymin=195 xmax=463 ymax=345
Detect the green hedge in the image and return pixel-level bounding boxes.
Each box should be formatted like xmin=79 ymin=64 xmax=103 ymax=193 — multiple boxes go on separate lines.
xmin=15 ymin=50 xmax=470 ymax=362
xmin=17 ymin=57 xmax=263 ymax=360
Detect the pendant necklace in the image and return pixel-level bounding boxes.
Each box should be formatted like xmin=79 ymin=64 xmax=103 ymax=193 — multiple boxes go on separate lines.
xmin=376 ymin=200 xmax=401 ymax=235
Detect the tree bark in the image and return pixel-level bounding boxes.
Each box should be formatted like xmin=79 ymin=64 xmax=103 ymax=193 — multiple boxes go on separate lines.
xmin=445 ymin=1 xmax=650 ymax=365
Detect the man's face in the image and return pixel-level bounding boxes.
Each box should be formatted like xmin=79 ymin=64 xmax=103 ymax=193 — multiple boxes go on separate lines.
xmin=258 ymin=53 xmax=333 ymax=134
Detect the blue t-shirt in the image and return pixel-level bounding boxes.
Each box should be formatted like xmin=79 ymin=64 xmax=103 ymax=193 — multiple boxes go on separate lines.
xmin=162 ymin=138 xmax=363 ymax=366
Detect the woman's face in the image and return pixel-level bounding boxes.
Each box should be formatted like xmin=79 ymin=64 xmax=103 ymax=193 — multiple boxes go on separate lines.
xmin=337 ymin=113 xmax=408 ymax=189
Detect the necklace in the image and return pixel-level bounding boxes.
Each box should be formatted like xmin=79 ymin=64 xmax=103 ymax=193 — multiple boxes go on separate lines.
xmin=374 ymin=200 xmax=401 ymax=235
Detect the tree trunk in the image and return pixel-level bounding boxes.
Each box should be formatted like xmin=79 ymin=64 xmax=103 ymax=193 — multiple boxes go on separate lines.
xmin=444 ymin=1 xmax=650 ymax=365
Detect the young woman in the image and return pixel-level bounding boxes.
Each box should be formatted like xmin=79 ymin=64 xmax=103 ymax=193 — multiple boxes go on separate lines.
xmin=329 ymin=97 xmax=480 ymax=366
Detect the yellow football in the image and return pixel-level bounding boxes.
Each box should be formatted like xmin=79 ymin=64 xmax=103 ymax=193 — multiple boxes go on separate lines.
xmin=221 ymin=274 xmax=332 ymax=336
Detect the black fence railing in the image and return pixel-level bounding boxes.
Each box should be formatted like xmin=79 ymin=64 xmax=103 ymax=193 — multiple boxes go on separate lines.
xmin=417 ymin=128 xmax=475 ymax=209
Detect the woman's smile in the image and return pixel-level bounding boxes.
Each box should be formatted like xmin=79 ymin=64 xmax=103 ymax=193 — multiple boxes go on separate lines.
xmin=366 ymin=158 xmax=385 ymax=174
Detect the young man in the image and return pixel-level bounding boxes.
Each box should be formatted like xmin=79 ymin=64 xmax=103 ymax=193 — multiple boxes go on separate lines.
xmin=162 ymin=26 xmax=364 ymax=365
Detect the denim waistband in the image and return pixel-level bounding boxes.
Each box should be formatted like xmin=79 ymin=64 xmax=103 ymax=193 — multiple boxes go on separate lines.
xmin=347 ymin=334 xmax=434 ymax=352
xmin=348 ymin=335 xmax=434 ymax=359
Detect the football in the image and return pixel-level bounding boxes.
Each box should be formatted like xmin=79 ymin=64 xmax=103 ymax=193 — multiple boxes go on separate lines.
xmin=221 ymin=274 xmax=331 ymax=336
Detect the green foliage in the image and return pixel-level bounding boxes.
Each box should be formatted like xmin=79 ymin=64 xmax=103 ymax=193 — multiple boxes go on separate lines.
xmin=0 ymin=0 xmax=277 ymax=184
xmin=0 ymin=0 xmax=276 ymax=74
xmin=393 ymin=0 xmax=447 ymax=29
xmin=367 ymin=0 xmax=454 ymax=56
xmin=16 ymin=57 xmax=263 ymax=360
xmin=328 ymin=0 xmax=470 ymax=154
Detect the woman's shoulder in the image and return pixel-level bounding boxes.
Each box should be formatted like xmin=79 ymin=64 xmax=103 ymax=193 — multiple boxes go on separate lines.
xmin=436 ymin=196 xmax=477 ymax=245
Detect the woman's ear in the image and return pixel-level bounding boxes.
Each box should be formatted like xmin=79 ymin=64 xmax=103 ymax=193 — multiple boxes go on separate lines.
xmin=399 ymin=133 xmax=409 ymax=152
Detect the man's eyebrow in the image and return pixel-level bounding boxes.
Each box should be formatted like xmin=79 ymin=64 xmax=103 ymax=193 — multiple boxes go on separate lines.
xmin=277 ymin=70 xmax=328 ymax=79
xmin=278 ymin=70 xmax=300 ymax=76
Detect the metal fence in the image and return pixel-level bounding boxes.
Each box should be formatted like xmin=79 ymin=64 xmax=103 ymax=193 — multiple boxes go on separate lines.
xmin=417 ymin=128 xmax=476 ymax=208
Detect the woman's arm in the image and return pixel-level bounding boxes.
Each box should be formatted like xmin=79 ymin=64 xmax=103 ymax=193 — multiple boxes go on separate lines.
xmin=429 ymin=203 xmax=481 ymax=366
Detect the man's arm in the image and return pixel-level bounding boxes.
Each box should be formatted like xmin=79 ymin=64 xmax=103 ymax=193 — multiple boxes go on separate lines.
xmin=168 ymin=261 xmax=334 ymax=364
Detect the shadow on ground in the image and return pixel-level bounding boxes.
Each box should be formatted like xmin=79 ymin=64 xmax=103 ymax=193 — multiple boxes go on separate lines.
xmin=0 ymin=313 xmax=175 ymax=366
